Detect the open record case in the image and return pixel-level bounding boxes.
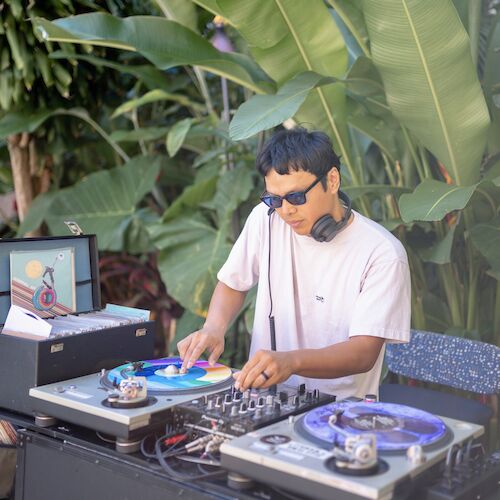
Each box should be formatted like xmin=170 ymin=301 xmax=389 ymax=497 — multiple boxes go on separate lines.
xmin=0 ymin=234 xmax=155 ymax=415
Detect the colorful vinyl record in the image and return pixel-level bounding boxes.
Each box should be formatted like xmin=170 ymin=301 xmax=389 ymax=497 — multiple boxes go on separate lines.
xmin=297 ymin=401 xmax=449 ymax=452
xmin=102 ymin=357 xmax=233 ymax=395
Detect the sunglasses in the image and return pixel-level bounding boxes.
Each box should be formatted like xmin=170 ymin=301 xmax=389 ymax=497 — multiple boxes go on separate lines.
xmin=260 ymin=174 xmax=325 ymax=209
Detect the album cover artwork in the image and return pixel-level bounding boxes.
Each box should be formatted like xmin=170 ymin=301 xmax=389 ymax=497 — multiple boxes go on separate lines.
xmin=10 ymin=247 xmax=76 ymax=318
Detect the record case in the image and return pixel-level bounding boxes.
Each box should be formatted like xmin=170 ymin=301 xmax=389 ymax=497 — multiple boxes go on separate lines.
xmin=0 ymin=234 xmax=155 ymax=415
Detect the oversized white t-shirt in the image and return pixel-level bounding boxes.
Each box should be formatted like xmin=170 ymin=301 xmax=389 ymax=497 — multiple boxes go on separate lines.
xmin=217 ymin=203 xmax=411 ymax=400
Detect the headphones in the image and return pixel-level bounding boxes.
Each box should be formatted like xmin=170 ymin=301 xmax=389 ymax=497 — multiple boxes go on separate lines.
xmin=310 ymin=190 xmax=352 ymax=242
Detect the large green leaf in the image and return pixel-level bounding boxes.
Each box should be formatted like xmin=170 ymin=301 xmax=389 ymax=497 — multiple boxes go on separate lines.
xmin=150 ymin=214 xmax=232 ymax=314
xmin=45 ymin=156 xmax=161 ymax=250
xmin=363 ymin=0 xmax=490 ymax=186
xmin=217 ymin=0 xmax=357 ymax=182
xmin=468 ymin=216 xmax=500 ymax=279
xmin=229 ymin=72 xmax=338 ymax=141
xmin=35 ymin=14 xmax=273 ymax=94
xmin=484 ymin=12 xmax=500 ymax=155
xmin=399 ymin=179 xmax=477 ymax=222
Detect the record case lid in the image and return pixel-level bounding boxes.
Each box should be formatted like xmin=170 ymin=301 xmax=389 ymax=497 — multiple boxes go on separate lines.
xmin=0 ymin=234 xmax=101 ymax=326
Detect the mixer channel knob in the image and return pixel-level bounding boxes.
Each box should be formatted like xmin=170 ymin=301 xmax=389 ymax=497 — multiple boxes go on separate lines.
xmin=239 ymin=403 xmax=248 ymax=415
xmin=292 ymin=395 xmax=299 ymax=406
xmin=279 ymin=391 xmax=288 ymax=404
xmin=230 ymin=405 xmax=239 ymax=417
xmin=243 ymin=390 xmax=250 ymax=401
xmin=266 ymin=395 xmax=274 ymax=406
xmin=224 ymin=394 xmax=232 ymax=404
xmin=215 ymin=396 xmax=222 ymax=407
xmin=254 ymin=408 xmax=263 ymax=419
xmin=305 ymin=391 xmax=313 ymax=402
xmin=233 ymin=391 xmax=242 ymax=403
xmin=207 ymin=399 xmax=214 ymax=410
xmin=313 ymin=389 xmax=320 ymax=399
xmin=298 ymin=383 xmax=306 ymax=395
xmin=257 ymin=397 xmax=265 ymax=408
xmin=273 ymin=401 xmax=281 ymax=413
xmin=248 ymin=400 xmax=256 ymax=411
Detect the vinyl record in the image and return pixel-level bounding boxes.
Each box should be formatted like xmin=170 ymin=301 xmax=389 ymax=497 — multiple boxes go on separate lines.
xmin=102 ymin=357 xmax=233 ymax=395
xmin=297 ymin=401 xmax=449 ymax=452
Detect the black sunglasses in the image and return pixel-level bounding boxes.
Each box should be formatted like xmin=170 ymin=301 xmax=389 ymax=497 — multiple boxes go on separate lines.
xmin=260 ymin=174 xmax=325 ymax=209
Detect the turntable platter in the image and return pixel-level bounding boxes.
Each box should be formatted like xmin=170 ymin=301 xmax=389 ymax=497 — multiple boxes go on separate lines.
xmin=296 ymin=401 xmax=449 ymax=452
xmin=102 ymin=357 xmax=233 ymax=395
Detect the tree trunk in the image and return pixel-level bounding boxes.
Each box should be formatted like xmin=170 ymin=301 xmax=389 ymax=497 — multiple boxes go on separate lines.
xmin=7 ymin=132 xmax=42 ymax=237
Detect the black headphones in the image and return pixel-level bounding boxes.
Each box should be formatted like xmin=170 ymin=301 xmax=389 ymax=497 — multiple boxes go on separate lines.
xmin=310 ymin=190 xmax=352 ymax=242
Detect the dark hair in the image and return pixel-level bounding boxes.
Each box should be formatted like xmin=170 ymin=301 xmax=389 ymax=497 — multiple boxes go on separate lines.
xmin=255 ymin=127 xmax=341 ymax=187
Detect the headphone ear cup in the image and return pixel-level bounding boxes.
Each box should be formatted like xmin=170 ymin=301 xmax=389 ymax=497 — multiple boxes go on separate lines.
xmin=310 ymin=215 xmax=337 ymax=242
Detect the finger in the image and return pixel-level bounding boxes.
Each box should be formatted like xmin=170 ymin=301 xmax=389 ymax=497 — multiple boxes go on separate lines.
xmin=238 ymin=359 xmax=269 ymax=391
xmin=185 ymin=341 xmax=209 ymax=370
xmin=208 ymin=344 xmax=223 ymax=366
xmin=180 ymin=336 xmax=200 ymax=372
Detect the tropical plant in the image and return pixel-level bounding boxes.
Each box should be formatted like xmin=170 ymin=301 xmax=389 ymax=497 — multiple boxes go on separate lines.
xmin=4 ymin=0 xmax=499 ymax=361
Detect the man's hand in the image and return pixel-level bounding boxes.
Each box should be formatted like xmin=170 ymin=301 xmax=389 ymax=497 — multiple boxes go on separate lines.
xmin=233 ymin=350 xmax=296 ymax=391
xmin=177 ymin=327 xmax=225 ymax=373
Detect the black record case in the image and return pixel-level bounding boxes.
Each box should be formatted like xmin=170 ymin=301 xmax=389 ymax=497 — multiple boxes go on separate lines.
xmin=0 ymin=234 xmax=155 ymax=415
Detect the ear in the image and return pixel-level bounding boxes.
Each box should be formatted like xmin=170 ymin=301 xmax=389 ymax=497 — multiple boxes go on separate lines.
xmin=326 ymin=167 xmax=340 ymax=194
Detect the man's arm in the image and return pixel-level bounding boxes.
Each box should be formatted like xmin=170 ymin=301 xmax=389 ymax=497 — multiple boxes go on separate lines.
xmin=233 ymin=336 xmax=384 ymax=391
xmin=178 ymin=281 xmax=246 ymax=372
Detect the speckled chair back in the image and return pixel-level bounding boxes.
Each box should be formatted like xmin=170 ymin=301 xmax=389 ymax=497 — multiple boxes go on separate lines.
xmin=380 ymin=330 xmax=500 ymax=427
xmin=385 ymin=330 xmax=500 ymax=394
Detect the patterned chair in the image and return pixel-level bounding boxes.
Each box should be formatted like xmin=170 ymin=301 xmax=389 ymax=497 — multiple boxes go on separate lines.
xmin=379 ymin=329 xmax=500 ymax=427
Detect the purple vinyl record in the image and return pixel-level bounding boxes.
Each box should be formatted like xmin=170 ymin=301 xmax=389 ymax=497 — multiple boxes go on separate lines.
xmin=299 ymin=401 xmax=448 ymax=452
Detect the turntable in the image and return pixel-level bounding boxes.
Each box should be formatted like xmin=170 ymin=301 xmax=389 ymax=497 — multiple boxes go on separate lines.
xmin=220 ymin=400 xmax=484 ymax=499
xmin=29 ymin=357 xmax=234 ymax=452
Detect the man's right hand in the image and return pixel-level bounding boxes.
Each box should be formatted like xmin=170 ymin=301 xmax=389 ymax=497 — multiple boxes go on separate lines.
xmin=177 ymin=327 xmax=225 ymax=373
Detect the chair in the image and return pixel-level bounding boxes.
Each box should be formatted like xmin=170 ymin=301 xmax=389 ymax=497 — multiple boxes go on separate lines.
xmin=379 ymin=329 xmax=500 ymax=428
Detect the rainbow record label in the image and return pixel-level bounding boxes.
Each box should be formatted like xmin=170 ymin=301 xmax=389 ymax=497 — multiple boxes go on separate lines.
xmin=297 ymin=401 xmax=449 ymax=452
xmin=103 ymin=357 xmax=233 ymax=395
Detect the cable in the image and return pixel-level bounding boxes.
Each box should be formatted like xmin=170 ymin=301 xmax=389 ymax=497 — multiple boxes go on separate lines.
xmin=267 ymin=210 xmax=276 ymax=351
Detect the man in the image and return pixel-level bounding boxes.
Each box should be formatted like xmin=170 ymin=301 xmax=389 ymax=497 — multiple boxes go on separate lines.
xmin=178 ymin=127 xmax=410 ymax=400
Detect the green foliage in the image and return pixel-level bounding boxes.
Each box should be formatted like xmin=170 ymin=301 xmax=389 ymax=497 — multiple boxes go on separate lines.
xmin=7 ymin=0 xmax=500 ymax=353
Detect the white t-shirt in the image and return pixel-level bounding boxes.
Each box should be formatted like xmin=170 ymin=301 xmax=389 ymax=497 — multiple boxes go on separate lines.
xmin=217 ymin=203 xmax=411 ymax=400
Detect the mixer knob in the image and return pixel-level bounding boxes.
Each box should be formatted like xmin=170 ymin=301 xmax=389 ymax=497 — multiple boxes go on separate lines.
xmin=266 ymin=395 xmax=274 ymax=406
xmin=273 ymin=401 xmax=281 ymax=413
xmin=279 ymin=391 xmax=288 ymax=404
xmin=254 ymin=408 xmax=263 ymax=419
xmin=292 ymin=395 xmax=299 ymax=406
xmin=207 ymin=399 xmax=214 ymax=410
xmin=224 ymin=393 xmax=232 ymax=404
xmin=305 ymin=391 xmax=313 ymax=402
xmin=248 ymin=400 xmax=256 ymax=410
xmin=230 ymin=405 xmax=239 ymax=417
xmin=257 ymin=397 xmax=265 ymax=408
xmin=239 ymin=403 xmax=248 ymax=415
xmin=243 ymin=390 xmax=250 ymax=401
xmin=298 ymin=383 xmax=306 ymax=395
xmin=233 ymin=391 xmax=242 ymax=403
xmin=215 ymin=396 xmax=222 ymax=407
xmin=313 ymin=389 xmax=320 ymax=399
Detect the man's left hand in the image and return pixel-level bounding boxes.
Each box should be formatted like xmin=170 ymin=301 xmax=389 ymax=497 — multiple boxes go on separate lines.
xmin=233 ymin=350 xmax=296 ymax=391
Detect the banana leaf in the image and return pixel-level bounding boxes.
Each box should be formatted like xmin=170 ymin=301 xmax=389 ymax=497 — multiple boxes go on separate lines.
xmin=35 ymin=14 xmax=274 ymax=94
xmin=45 ymin=155 xmax=162 ymax=250
xmin=363 ymin=0 xmax=490 ymax=186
